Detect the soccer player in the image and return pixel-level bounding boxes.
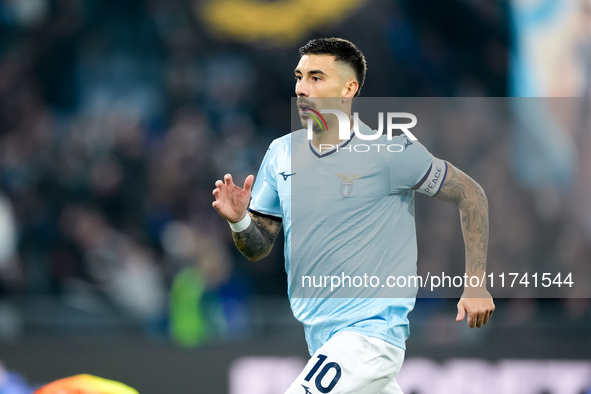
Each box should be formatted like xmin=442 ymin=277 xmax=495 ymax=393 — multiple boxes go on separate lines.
xmin=212 ymin=38 xmax=494 ymax=394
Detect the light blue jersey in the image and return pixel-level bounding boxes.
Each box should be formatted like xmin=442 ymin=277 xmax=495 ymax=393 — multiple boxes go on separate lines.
xmin=249 ymin=121 xmax=447 ymax=355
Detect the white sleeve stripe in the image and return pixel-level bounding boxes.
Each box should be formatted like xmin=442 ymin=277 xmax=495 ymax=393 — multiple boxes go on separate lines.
xmin=415 ymin=157 xmax=447 ymax=197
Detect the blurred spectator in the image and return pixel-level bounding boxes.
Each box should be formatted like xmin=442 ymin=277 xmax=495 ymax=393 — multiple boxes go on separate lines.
xmin=164 ymin=222 xmax=249 ymax=347
xmin=59 ymin=205 xmax=166 ymax=327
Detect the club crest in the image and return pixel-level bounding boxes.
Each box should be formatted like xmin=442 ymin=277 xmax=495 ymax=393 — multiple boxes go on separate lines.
xmin=335 ymin=173 xmax=363 ymax=197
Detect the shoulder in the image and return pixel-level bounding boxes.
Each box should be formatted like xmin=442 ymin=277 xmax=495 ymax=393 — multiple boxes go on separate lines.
xmin=264 ymin=134 xmax=289 ymax=158
xmin=269 ymin=128 xmax=307 ymax=152
xmin=270 ymin=128 xmax=306 ymax=146
xmin=387 ymin=135 xmax=431 ymax=159
xmin=387 ymin=134 xmax=437 ymax=190
xmin=355 ymin=133 xmax=428 ymax=162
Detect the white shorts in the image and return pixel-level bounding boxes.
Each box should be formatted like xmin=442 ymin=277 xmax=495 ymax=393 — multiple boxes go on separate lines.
xmin=285 ymin=332 xmax=405 ymax=394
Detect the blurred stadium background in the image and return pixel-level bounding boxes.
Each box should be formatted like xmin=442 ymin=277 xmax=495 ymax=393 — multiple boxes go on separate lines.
xmin=0 ymin=0 xmax=590 ymax=392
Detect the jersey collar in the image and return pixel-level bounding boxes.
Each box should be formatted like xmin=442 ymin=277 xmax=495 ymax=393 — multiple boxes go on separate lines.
xmin=308 ymin=120 xmax=371 ymax=158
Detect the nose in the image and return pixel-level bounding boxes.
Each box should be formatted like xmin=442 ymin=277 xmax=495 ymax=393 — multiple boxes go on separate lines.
xmin=295 ymin=80 xmax=309 ymax=97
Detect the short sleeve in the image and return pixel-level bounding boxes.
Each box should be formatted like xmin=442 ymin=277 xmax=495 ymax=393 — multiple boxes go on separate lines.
xmin=249 ymin=143 xmax=282 ymax=218
xmin=390 ymin=136 xmax=447 ymax=197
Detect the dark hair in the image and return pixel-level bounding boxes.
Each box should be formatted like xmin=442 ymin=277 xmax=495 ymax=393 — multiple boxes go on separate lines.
xmin=299 ymin=37 xmax=367 ymax=97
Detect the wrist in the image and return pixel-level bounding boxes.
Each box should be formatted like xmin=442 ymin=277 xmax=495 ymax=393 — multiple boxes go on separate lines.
xmin=228 ymin=213 xmax=251 ymax=232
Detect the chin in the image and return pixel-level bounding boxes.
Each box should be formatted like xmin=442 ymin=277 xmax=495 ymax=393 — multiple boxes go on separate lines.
xmin=299 ymin=117 xmax=308 ymax=129
xmin=299 ymin=117 xmax=323 ymax=133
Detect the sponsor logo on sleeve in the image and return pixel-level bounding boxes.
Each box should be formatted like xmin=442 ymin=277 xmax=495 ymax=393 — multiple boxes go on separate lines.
xmin=279 ymin=171 xmax=296 ymax=180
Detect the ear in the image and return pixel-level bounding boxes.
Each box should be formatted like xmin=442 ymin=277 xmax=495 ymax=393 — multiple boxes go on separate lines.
xmin=342 ymin=79 xmax=358 ymax=99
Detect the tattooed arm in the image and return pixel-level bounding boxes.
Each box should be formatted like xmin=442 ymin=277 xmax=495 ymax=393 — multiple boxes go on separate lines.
xmin=232 ymin=212 xmax=282 ymax=261
xmin=436 ymin=162 xmax=495 ymax=328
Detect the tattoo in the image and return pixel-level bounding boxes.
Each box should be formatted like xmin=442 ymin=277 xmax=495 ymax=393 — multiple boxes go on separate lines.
xmin=437 ymin=163 xmax=489 ymax=277
xmin=232 ymin=213 xmax=282 ymax=261
xmin=470 ymin=257 xmax=486 ymax=273
xmin=436 ymin=173 xmax=470 ymax=203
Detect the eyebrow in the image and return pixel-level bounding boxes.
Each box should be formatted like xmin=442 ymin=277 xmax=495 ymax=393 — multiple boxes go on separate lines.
xmin=294 ymin=69 xmax=329 ymax=77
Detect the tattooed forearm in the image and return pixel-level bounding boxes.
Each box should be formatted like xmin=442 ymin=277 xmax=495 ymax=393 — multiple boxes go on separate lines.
xmin=470 ymin=257 xmax=487 ymax=274
xmin=232 ymin=212 xmax=282 ymax=261
xmin=437 ymin=163 xmax=489 ymax=281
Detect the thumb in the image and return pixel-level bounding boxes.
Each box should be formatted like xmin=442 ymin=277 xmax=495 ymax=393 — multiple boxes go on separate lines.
xmin=244 ymin=174 xmax=255 ymax=193
xmin=456 ymin=301 xmax=466 ymax=322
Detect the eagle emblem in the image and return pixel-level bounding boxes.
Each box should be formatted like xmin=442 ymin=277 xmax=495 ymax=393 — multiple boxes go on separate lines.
xmin=335 ymin=173 xmax=363 ymax=197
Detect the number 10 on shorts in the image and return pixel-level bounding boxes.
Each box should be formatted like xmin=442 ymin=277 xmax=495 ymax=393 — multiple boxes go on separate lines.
xmin=303 ymin=354 xmax=342 ymax=393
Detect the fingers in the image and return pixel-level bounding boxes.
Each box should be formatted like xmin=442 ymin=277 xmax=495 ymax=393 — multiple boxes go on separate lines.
xmin=469 ymin=309 xmax=494 ymax=328
xmin=456 ymin=302 xmax=466 ymax=322
xmin=243 ymin=174 xmax=255 ymax=192
xmin=213 ymin=174 xmax=253 ymax=194
xmin=475 ymin=313 xmax=485 ymax=328
xmin=484 ymin=308 xmax=494 ymax=324
xmin=212 ymin=181 xmax=222 ymax=205
xmin=457 ymin=298 xmax=495 ymax=328
xmin=468 ymin=305 xmax=483 ymax=328
xmin=224 ymin=173 xmax=233 ymax=186
xmin=213 ymin=175 xmax=233 ymax=199
xmin=481 ymin=302 xmax=495 ymax=326
xmin=466 ymin=310 xmax=484 ymax=328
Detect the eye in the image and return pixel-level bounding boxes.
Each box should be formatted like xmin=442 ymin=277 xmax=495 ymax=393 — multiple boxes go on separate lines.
xmin=312 ymin=76 xmax=321 ymax=82
xmin=295 ymin=75 xmax=302 ymax=81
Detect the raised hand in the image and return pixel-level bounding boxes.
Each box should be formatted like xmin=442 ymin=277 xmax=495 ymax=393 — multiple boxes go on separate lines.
xmin=212 ymin=174 xmax=255 ymax=223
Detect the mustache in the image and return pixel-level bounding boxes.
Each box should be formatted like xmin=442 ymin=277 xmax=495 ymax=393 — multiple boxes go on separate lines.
xmin=297 ymin=99 xmax=316 ymax=110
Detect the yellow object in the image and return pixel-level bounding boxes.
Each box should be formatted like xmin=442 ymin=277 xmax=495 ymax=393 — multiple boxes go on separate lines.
xmin=34 ymin=374 xmax=139 ymax=394
xmin=199 ymin=0 xmax=365 ymax=44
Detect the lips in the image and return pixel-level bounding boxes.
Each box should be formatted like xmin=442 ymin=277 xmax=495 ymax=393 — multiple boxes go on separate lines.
xmin=298 ymin=103 xmax=315 ymax=113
